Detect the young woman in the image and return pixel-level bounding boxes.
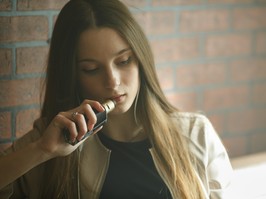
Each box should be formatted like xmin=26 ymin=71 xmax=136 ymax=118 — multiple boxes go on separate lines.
xmin=0 ymin=0 xmax=233 ymax=198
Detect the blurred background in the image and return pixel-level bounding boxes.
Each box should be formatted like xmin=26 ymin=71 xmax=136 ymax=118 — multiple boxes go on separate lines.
xmin=0 ymin=0 xmax=266 ymax=159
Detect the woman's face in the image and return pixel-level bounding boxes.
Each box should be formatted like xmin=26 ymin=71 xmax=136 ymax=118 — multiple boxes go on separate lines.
xmin=76 ymin=28 xmax=140 ymax=114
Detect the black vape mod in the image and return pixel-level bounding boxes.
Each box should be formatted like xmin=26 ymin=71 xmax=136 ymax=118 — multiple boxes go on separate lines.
xmin=64 ymin=99 xmax=116 ymax=145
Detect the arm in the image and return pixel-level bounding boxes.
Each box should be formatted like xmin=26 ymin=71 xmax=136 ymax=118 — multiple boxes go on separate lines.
xmin=203 ymin=117 xmax=233 ymax=199
xmin=0 ymin=141 xmax=51 ymax=190
xmin=0 ymin=115 xmax=83 ymax=190
xmin=0 ymin=99 xmax=105 ymax=190
xmin=175 ymin=112 xmax=233 ymax=198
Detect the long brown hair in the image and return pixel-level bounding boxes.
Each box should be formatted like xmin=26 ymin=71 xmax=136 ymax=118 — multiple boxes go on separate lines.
xmin=40 ymin=0 xmax=205 ymax=198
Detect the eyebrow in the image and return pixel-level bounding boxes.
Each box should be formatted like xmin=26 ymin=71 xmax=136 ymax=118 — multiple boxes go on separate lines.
xmin=77 ymin=47 xmax=132 ymax=63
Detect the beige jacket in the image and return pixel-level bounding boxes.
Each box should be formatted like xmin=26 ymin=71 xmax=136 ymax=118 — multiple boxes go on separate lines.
xmin=0 ymin=112 xmax=233 ymax=199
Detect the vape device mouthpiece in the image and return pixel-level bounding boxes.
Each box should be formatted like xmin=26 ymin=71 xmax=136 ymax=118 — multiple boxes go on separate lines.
xmin=102 ymin=99 xmax=116 ymax=113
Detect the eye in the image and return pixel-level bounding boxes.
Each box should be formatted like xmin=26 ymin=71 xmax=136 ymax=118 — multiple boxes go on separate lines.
xmin=82 ymin=68 xmax=99 ymax=74
xmin=118 ymin=56 xmax=132 ymax=66
xmin=80 ymin=64 xmax=99 ymax=74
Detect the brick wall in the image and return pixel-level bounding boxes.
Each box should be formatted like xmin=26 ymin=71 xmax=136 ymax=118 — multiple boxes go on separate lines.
xmin=1 ymin=0 xmax=266 ymax=158
xmin=0 ymin=0 xmax=68 ymax=151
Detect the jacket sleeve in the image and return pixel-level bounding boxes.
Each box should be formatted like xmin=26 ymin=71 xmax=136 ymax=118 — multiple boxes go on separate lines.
xmin=0 ymin=184 xmax=13 ymax=199
xmin=180 ymin=113 xmax=233 ymax=199
xmin=202 ymin=115 xmax=233 ymax=199
xmin=0 ymin=147 xmax=27 ymax=199
xmin=0 ymin=119 xmax=45 ymax=199
xmin=178 ymin=113 xmax=233 ymax=199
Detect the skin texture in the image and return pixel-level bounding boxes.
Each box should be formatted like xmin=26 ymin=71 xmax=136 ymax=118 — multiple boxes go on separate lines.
xmin=77 ymin=27 xmax=140 ymax=114
xmin=0 ymin=1 xmax=215 ymax=198
xmin=77 ymin=27 xmax=142 ymax=141
xmin=0 ymin=27 xmax=141 ymax=190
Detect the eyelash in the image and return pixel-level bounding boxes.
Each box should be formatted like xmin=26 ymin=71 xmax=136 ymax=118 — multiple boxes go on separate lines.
xmin=81 ymin=56 xmax=133 ymax=74
xmin=82 ymin=68 xmax=98 ymax=74
xmin=118 ymin=56 xmax=132 ymax=66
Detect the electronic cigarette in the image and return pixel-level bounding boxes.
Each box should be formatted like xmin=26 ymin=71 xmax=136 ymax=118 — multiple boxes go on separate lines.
xmin=64 ymin=99 xmax=116 ymax=145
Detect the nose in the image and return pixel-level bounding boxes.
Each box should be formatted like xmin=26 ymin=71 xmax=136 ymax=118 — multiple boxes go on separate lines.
xmin=104 ymin=66 xmax=120 ymax=89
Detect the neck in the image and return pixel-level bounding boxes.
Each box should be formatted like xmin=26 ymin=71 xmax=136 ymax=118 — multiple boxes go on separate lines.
xmin=101 ymin=106 xmax=146 ymax=142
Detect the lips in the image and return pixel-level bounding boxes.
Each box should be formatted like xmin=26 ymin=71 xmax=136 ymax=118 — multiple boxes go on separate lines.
xmin=111 ymin=94 xmax=125 ymax=103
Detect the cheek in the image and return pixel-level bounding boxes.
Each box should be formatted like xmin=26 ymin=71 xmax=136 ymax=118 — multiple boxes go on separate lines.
xmin=125 ymin=67 xmax=140 ymax=89
xmin=78 ymin=77 xmax=100 ymax=99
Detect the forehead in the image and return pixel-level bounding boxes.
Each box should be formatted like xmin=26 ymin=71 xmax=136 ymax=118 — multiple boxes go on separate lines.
xmin=77 ymin=28 xmax=130 ymax=59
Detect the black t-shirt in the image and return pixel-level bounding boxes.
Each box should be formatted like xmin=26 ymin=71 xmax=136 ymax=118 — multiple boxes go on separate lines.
xmin=98 ymin=132 xmax=172 ymax=199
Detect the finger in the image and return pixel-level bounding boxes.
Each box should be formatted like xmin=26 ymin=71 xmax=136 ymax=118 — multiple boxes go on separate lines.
xmin=57 ymin=113 xmax=79 ymax=144
xmin=82 ymin=100 xmax=105 ymax=112
xmin=72 ymin=113 xmax=88 ymax=141
xmin=82 ymin=100 xmax=105 ymax=128
xmin=62 ymin=100 xmax=105 ymax=144
xmin=82 ymin=104 xmax=98 ymax=131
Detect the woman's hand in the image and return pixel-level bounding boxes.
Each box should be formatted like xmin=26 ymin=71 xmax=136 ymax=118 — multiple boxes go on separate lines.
xmin=0 ymin=99 xmax=105 ymax=190
xmin=36 ymin=99 xmax=105 ymax=158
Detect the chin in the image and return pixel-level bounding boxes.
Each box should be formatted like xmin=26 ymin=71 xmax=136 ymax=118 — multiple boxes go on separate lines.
xmin=113 ymin=101 xmax=135 ymax=115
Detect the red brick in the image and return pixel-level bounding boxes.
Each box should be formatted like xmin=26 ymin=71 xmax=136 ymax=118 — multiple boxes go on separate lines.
xmin=16 ymin=108 xmax=40 ymax=138
xmin=134 ymin=11 xmax=176 ymax=36
xmin=176 ymin=62 xmax=226 ymax=87
xmin=0 ymin=0 xmax=12 ymax=11
xmin=151 ymin=37 xmax=199 ymax=63
xmin=205 ymin=33 xmax=252 ymax=57
xmin=233 ymin=8 xmax=266 ymax=30
xmin=226 ymin=108 xmax=266 ymax=134
xmin=16 ymin=46 xmax=48 ymax=74
xmin=156 ymin=66 xmax=175 ymax=91
xmin=152 ymin=0 xmax=200 ymax=6
xmin=229 ymin=58 xmax=266 ymax=82
xmin=0 ymin=78 xmax=43 ymax=107
xmin=250 ymin=133 xmax=266 ymax=154
xmin=222 ymin=136 xmax=248 ymax=158
xmin=256 ymin=32 xmax=266 ymax=54
xmin=179 ymin=10 xmax=229 ymax=33
xmin=0 ymin=48 xmax=12 ymax=76
xmin=0 ymin=16 xmax=48 ymax=43
xmin=166 ymin=91 xmax=198 ymax=111
xmin=17 ymin=0 xmax=68 ymax=10
xmin=251 ymin=83 xmax=266 ymax=105
xmin=0 ymin=111 xmax=12 ymax=139
xmin=203 ymin=86 xmax=249 ymax=111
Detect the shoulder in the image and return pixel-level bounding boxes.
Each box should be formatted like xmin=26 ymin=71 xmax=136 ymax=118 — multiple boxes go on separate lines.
xmin=172 ymin=112 xmax=233 ymax=194
xmin=171 ymin=111 xmax=214 ymax=140
xmin=171 ymin=112 xmax=211 ymax=130
xmin=171 ymin=112 xmax=224 ymax=165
